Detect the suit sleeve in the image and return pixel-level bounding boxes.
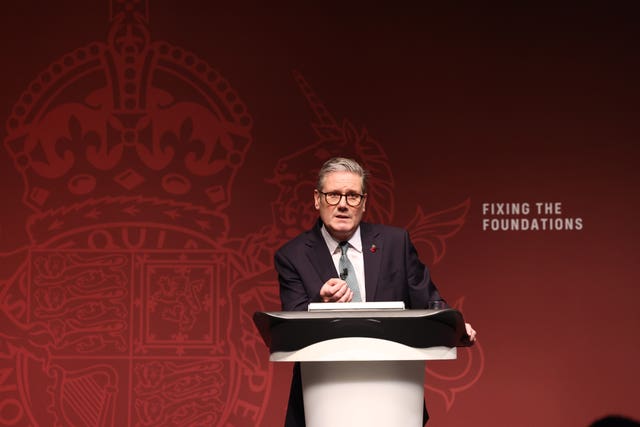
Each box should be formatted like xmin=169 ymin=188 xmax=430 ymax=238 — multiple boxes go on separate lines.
xmin=274 ymin=248 xmax=318 ymax=311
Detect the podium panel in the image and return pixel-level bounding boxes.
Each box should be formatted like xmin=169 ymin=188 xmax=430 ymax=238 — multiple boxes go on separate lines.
xmin=302 ymin=360 xmax=425 ymax=427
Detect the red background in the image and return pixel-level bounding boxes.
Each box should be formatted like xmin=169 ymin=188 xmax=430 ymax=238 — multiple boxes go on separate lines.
xmin=1 ymin=2 xmax=638 ymax=426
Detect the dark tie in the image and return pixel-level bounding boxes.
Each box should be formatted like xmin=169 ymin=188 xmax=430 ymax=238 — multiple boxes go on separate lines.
xmin=339 ymin=241 xmax=362 ymax=302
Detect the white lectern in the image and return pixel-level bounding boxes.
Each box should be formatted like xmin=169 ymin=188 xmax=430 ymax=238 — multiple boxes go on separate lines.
xmin=253 ymin=307 xmax=470 ymax=427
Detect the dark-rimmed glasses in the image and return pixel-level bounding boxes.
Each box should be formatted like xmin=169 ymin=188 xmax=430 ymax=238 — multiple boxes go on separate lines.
xmin=319 ymin=191 xmax=365 ymax=207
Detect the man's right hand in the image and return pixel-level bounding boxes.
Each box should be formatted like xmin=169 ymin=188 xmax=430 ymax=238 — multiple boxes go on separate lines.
xmin=319 ymin=278 xmax=353 ymax=302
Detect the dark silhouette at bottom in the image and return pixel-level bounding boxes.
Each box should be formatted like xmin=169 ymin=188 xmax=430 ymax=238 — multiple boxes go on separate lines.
xmin=590 ymin=415 xmax=640 ymax=427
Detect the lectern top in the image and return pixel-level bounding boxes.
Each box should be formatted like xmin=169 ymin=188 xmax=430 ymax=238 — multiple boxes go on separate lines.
xmin=253 ymin=308 xmax=471 ymax=353
xmin=261 ymin=308 xmax=449 ymax=319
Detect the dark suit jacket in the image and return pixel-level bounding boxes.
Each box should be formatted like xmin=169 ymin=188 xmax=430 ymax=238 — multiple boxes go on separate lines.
xmin=276 ymin=219 xmax=445 ymax=311
xmin=275 ymin=219 xmax=444 ymax=426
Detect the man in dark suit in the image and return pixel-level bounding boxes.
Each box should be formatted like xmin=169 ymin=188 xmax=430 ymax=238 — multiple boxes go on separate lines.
xmin=275 ymin=157 xmax=477 ymax=426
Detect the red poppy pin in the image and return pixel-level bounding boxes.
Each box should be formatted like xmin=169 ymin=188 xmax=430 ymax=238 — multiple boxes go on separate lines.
xmin=370 ymin=244 xmax=377 ymax=253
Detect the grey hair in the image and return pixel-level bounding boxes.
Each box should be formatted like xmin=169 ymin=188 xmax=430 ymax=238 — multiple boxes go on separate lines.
xmin=317 ymin=157 xmax=368 ymax=193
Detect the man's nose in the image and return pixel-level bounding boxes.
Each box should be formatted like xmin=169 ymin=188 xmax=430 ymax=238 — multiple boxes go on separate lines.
xmin=337 ymin=196 xmax=349 ymax=208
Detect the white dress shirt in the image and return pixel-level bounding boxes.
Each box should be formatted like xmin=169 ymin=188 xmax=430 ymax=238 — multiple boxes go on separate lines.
xmin=320 ymin=225 xmax=366 ymax=301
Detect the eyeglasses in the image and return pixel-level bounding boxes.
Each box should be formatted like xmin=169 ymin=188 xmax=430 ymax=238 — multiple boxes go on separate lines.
xmin=319 ymin=191 xmax=365 ymax=207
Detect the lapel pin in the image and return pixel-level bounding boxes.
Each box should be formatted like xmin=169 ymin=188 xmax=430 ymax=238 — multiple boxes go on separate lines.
xmin=370 ymin=244 xmax=377 ymax=253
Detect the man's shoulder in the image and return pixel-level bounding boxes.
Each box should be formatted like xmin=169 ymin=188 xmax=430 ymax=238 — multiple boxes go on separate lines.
xmin=362 ymin=222 xmax=407 ymax=237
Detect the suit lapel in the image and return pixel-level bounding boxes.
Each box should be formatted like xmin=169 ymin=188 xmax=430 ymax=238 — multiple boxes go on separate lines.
xmin=304 ymin=222 xmax=339 ymax=283
xmin=361 ymin=223 xmax=382 ymax=301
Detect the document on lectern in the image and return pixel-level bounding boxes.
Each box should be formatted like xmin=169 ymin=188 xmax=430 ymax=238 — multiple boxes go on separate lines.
xmin=307 ymin=301 xmax=405 ymax=312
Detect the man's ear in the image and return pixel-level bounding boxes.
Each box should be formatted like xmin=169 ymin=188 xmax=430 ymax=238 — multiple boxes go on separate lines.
xmin=313 ymin=190 xmax=320 ymax=210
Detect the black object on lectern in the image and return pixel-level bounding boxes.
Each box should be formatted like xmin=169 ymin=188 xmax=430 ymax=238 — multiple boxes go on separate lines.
xmin=253 ymin=308 xmax=471 ymax=353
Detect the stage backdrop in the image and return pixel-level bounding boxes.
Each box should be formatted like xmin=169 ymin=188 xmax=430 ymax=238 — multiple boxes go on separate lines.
xmin=1 ymin=2 xmax=638 ymax=427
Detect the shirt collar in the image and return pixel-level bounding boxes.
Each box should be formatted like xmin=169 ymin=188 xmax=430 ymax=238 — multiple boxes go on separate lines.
xmin=320 ymin=224 xmax=362 ymax=254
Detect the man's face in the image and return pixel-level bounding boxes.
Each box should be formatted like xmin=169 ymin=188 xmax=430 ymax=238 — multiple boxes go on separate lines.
xmin=314 ymin=171 xmax=367 ymax=241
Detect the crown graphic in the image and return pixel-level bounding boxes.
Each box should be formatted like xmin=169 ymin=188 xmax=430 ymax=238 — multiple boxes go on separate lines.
xmin=3 ymin=2 xmax=253 ymax=220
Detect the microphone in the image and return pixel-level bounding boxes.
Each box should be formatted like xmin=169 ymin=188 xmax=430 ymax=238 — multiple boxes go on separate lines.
xmin=340 ymin=268 xmax=348 ymax=280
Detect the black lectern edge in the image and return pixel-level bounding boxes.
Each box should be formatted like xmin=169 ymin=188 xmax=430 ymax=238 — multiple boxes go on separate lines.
xmin=253 ymin=308 xmax=472 ymax=354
